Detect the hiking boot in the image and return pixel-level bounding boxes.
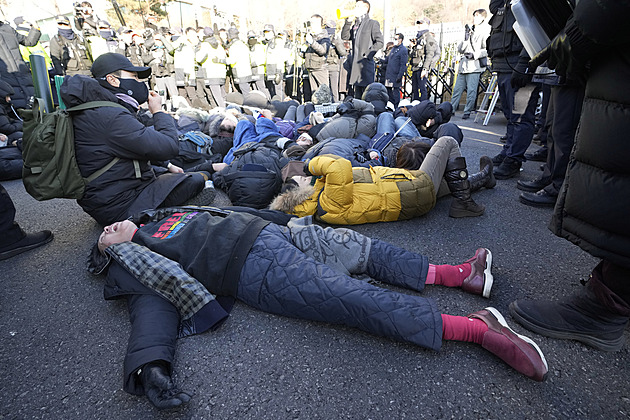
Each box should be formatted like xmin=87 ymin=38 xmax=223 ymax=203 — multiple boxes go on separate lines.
xmin=509 ymin=292 xmax=629 ymax=352
xmin=462 ymin=112 xmax=470 ymax=120
xmin=491 ymin=153 xmax=505 ymax=166
xmin=469 ymin=307 xmax=548 ymax=381
xmin=462 ymin=248 xmax=493 ymax=298
xmin=0 ymin=230 xmax=54 ymax=261
xmin=444 ymin=157 xmax=485 ymax=218
xmin=469 ymin=156 xmax=496 ymax=192
xmin=493 ymin=156 xmax=522 ymax=180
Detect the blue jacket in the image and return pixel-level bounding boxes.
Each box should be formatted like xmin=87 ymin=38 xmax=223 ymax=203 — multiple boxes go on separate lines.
xmin=223 ymin=117 xmax=281 ymax=164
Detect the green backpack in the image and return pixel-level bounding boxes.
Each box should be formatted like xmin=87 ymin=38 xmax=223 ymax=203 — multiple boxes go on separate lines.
xmin=20 ymin=99 xmax=127 ymax=201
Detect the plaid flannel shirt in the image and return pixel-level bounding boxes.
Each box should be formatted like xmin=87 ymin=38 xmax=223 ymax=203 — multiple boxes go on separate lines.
xmin=106 ymin=241 xmax=214 ymax=321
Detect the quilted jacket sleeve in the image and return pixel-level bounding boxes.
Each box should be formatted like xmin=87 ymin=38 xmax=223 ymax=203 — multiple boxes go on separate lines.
xmin=308 ymin=155 xmax=355 ymax=212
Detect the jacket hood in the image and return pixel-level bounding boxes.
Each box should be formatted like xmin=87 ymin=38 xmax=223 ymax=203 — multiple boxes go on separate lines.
xmin=0 ymin=79 xmax=15 ymax=98
xmin=269 ymin=185 xmax=314 ymax=213
xmin=59 ymin=74 xmax=119 ymax=108
xmin=408 ymin=101 xmax=437 ymax=127
xmin=256 ymin=116 xmax=280 ymax=136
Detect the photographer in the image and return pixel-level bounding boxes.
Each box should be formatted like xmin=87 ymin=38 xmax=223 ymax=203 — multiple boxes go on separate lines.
xmin=450 ymin=9 xmax=491 ymax=119
xmin=74 ymin=1 xmax=99 ymax=36
xmin=301 ymin=15 xmax=331 ymax=102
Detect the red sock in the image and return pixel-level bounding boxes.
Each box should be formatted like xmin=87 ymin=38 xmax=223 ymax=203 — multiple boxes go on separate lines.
xmin=441 ymin=314 xmax=488 ymax=344
xmin=427 ymin=263 xmax=472 ymax=287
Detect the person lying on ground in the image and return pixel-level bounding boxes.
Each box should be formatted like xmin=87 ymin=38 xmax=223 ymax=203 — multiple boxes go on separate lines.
xmin=270 ymin=136 xmax=495 ymax=223
xmin=90 ymin=206 xmax=548 ymax=410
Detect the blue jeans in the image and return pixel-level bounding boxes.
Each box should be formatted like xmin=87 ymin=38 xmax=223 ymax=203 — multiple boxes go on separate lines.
xmin=376 ymin=112 xmax=422 ymax=138
xmin=496 ymin=73 xmax=541 ymax=161
xmin=450 ymin=72 xmax=481 ymax=113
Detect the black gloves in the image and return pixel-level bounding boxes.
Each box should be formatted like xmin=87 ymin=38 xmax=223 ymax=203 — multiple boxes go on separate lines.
xmin=529 ymin=21 xmax=594 ymax=85
xmin=336 ymin=101 xmax=354 ymax=115
xmin=140 ymin=361 xmax=191 ymax=410
xmin=510 ymin=70 xmax=532 ymax=89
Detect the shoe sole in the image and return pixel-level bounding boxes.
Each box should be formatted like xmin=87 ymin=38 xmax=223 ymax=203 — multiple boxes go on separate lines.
xmin=516 ymin=183 xmax=546 ymax=193
xmin=486 ymin=306 xmax=549 ymax=374
xmin=518 ymin=195 xmax=556 ymax=208
xmin=0 ymin=234 xmax=54 ymax=261
xmin=493 ymin=171 xmax=520 ymax=180
xmin=509 ymin=302 xmax=625 ymax=352
xmin=482 ymin=249 xmax=493 ymax=298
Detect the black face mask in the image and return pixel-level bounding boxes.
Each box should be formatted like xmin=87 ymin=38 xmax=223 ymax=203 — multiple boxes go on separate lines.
xmin=117 ymin=78 xmax=149 ymax=104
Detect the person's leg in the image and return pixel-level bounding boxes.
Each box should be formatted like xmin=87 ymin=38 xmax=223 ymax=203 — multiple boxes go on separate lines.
xmin=255 ymin=79 xmax=270 ymax=98
xmin=433 ymin=123 xmax=464 ymax=146
xmin=376 ymin=112 xmax=396 ymax=135
xmin=238 ymin=82 xmax=251 ymax=95
xmin=450 ymin=72 xmax=467 ymax=112
xmin=366 ymin=239 xmax=493 ymax=298
xmin=209 ymin=84 xmax=226 ymax=108
xmin=419 ymin=136 xmax=462 ymax=192
xmin=419 ymin=76 xmax=428 ymax=101
xmin=495 ymin=72 xmax=515 ymax=155
xmin=158 ymin=173 xmax=206 ymax=208
xmin=411 ymin=70 xmax=420 ymax=101
xmin=0 ymin=147 xmax=23 ymax=180
xmin=463 ymin=72 xmax=481 ymax=114
xmin=329 ymin=70 xmax=340 ymax=103
xmin=284 ymin=105 xmax=297 ymax=122
xmin=0 ymin=184 xmax=53 ymax=260
xmin=505 ymin=84 xmax=541 ymax=162
xmin=237 ymin=224 xmax=444 ymax=351
xmin=0 ymin=183 xmax=26 ymax=247
xmin=395 ymin=116 xmax=422 ymax=137
xmin=239 ymin=224 xmax=548 ymax=380
xmin=544 ymin=84 xmax=585 ymax=195
xmin=354 ymin=84 xmax=366 ymax=99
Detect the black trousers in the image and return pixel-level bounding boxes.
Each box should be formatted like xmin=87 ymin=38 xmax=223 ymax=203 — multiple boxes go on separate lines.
xmin=591 ymin=260 xmax=630 ymax=316
xmin=541 ymin=84 xmax=585 ymax=195
xmin=0 ymin=184 xmax=25 ymax=248
xmin=158 ymin=173 xmax=205 ymax=208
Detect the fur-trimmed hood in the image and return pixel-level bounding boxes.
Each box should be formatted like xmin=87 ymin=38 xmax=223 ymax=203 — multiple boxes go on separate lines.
xmin=269 ymin=185 xmax=315 ymax=214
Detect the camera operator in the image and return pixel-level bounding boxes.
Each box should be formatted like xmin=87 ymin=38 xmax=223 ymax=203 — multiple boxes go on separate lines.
xmin=409 ymin=18 xmax=439 ymax=101
xmin=74 ymin=1 xmax=99 ymax=36
xmin=301 ymin=14 xmax=331 ymax=102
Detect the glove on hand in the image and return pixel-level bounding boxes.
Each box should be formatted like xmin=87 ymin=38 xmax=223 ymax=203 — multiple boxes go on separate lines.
xmin=336 ymin=101 xmax=354 ymax=115
xmin=140 ymin=362 xmax=192 ymax=410
xmin=528 ymin=17 xmax=594 ymax=85
xmin=510 ymin=70 xmax=532 ymax=89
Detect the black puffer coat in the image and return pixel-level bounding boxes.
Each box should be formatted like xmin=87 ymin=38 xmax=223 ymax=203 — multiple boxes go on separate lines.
xmin=0 ymin=22 xmax=41 ymax=109
xmin=60 ymin=75 xmax=187 ymax=225
xmin=0 ymin=80 xmax=22 ymax=136
xmin=550 ymin=1 xmax=630 ymax=267
xmin=302 ymin=135 xmax=379 ymax=168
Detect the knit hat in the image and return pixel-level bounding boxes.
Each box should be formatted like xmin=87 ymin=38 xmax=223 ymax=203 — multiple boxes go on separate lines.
xmin=311 ymin=84 xmax=332 ymax=105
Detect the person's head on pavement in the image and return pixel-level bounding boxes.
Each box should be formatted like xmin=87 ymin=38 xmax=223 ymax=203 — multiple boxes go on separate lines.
xmin=98 ymin=220 xmax=138 ymax=253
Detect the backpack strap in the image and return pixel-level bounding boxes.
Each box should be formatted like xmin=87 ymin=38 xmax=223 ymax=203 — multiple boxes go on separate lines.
xmin=86 ymin=157 xmax=120 ymax=183
xmin=67 ymin=101 xmax=142 ymax=182
xmin=66 ymin=101 xmax=127 ymax=112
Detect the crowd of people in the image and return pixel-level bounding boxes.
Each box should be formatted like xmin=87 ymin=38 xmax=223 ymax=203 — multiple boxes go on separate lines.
xmin=1 ymin=0 xmax=628 ymax=412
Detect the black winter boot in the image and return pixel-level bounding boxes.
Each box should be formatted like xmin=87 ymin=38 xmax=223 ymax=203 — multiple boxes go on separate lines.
xmin=444 ymin=157 xmax=485 ymax=218
xmin=469 ymin=156 xmax=496 ymax=192
xmin=509 ymin=282 xmax=629 ymax=352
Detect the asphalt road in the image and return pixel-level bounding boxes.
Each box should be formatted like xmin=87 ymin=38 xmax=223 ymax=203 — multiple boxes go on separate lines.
xmin=1 ymin=114 xmax=628 ymax=419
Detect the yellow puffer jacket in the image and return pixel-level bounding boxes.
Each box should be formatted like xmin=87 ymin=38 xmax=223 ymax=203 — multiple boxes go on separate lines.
xmin=291 ymin=155 xmax=436 ymax=225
